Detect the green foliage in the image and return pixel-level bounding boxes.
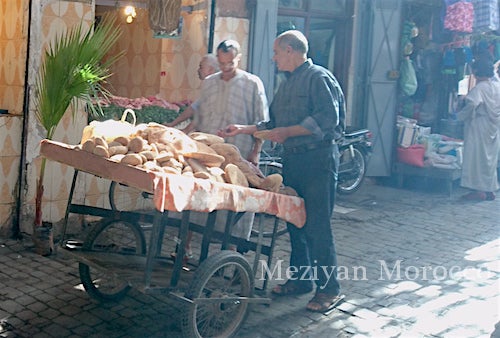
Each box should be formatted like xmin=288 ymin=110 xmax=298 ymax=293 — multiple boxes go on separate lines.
xmin=33 ymin=15 xmax=124 ymax=227
xmin=34 ymin=15 xmax=123 ymax=140
xmin=95 ymin=105 xmax=181 ymax=124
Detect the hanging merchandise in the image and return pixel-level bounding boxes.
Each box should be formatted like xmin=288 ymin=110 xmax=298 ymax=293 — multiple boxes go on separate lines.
xmin=401 ymin=20 xmax=419 ymax=56
xmin=472 ymin=0 xmax=500 ymax=33
xmin=400 ymin=57 xmax=418 ymax=97
xmin=463 ymin=45 xmax=474 ymax=63
xmin=149 ymin=0 xmax=183 ymax=37
xmin=443 ymin=0 xmax=475 ymax=33
xmin=442 ymin=48 xmax=457 ymax=75
xmin=454 ymin=46 xmax=467 ymax=79
xmin=399 ymin=20 xmax=419 ymax=97
xmin=458 ymin=63 xmax=473 ymax=95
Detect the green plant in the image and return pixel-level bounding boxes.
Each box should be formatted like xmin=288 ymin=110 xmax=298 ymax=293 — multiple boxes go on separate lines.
xmin=33 ymin=16 xmax=123 ymax=227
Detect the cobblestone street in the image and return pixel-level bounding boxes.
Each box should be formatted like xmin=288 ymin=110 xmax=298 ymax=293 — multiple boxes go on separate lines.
xmin=1 ymin=178 xmax=499 ymax=337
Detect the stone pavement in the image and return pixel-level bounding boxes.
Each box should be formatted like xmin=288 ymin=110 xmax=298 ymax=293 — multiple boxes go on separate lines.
xmin=1 ymin=177 xmax=499 ymax=337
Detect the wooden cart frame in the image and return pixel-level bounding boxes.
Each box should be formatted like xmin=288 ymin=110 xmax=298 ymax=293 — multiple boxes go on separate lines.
xmin=41 ymin=140 xmax=305 ymax=337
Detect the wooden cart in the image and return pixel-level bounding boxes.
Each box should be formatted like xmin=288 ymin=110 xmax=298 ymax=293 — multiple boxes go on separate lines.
xmin=40 ymin=140 xmax=305 ymax=337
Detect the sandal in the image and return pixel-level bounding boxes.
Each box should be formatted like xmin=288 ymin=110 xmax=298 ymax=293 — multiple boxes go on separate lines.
xmin=306 ymin=293 xmax=344 ymax=313
xmin=485 ymin=192 xmax=496 ymax=201
xmin=170 ymin=248 xmax=193 ymax=267
xmin=460 ymin=191 xmax=487 ymax=201
xmin=271 ymin=280 xmax=313 ymax=296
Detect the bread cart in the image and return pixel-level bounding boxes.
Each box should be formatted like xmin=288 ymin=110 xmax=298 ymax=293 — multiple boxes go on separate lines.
xmin=40 ymin=139 xmax=306 ymax=337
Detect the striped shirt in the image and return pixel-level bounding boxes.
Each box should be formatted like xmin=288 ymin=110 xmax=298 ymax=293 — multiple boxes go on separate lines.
xmin=192 ymin=69 xmax=269 ymax=158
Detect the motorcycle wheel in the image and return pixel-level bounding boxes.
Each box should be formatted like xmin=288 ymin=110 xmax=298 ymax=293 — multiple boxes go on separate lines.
xmin=337 ymin=146 xmax=366 ymax=195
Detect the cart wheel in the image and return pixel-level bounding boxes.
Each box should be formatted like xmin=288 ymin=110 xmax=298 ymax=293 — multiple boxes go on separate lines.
xmin=79 ymin=219 xmax=146 ymax=302
xmin=182 ymin=250 xmax=254 ymax=338
xmin=108 ymin=181 xmax=154 ymax=211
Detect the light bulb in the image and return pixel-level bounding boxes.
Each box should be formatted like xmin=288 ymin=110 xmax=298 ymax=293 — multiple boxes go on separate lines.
xmin=126 ymin=15 xmax=133 ymax=24
xmin=124 ymin=6 xmax=136 ymax=18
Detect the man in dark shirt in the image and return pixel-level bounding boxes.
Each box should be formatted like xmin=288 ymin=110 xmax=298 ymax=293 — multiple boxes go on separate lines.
xmin=221 ymin=30 xmax=345 ymax=312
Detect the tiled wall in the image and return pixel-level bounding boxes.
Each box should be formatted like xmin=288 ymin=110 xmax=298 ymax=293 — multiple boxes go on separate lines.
xmin=0 ymin=0 xmax=27 ymax=236
xmin=1 ymin=0 xmax=250 ymax=236
xmin=103 ymin=3 xmax=250 ymax=104
xmin=0 ymin=116 xmax=23 ymax=236
xmin=102 ymin=7 xmax=163 ymax=99
xmin=22 ymin=1 xmax=98 ymax=235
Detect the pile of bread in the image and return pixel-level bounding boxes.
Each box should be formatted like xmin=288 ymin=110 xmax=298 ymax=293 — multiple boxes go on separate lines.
xmin=78 ymin=122 xmax=295 ymax=195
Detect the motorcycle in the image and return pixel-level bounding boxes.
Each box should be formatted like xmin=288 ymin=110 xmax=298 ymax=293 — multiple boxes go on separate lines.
xmin=259 ymin=127 xmax=372 ymax=195
xmin=336 ymin=126 xmax=372 ymax=195
xmin=252 ymin=128 xmax=372 ymax=238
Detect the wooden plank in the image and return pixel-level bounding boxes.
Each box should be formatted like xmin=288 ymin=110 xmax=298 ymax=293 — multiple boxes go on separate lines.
xmin=40 ymin=139 xmax=156 ymax=193
xmin=61 ymin=248 xmax=193 ymax=289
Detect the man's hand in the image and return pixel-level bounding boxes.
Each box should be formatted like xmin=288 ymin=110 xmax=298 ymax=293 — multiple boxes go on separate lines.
xmin=247 ymin=137 xmax=263 ymax=165
xmin=218 ymin=124 xmax=256 ymax=137
xmin=267 ymin=125 xmax=311 ymax=143
xmin=265 ymin=127 xmax=288 ymax=143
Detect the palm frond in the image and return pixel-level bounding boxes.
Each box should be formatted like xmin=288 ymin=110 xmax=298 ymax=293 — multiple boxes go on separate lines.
xmin=34 ymin=15 xmax=123 ymax=140
xmin=33 ymin=15 xmax=123 ymax=228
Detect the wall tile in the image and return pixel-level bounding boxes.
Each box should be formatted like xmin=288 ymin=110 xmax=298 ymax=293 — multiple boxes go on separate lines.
xmin=0 ymin=156 xmax=20 ymax=204
xmin=0 ymin=204 xmax=14 ymax=235
xmin=9 ymin=0 xmax=252 ymax=235
xmin=0 ymin=116 xmax=22 ymax=156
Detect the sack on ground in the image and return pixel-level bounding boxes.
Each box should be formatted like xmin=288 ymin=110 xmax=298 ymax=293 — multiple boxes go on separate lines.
xmin=397 ymin=144 xmax=426 ymax=167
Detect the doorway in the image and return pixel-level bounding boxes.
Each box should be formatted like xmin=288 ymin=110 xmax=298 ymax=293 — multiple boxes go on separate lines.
xmin=277 ymin=0 xmax=354 ymax=90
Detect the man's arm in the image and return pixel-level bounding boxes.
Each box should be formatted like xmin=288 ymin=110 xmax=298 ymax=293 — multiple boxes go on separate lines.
xmin=165 ymin=105 xmax=195 ymax=127
xmin=181 ymin=120 xmax=197 ymax=134
xmin=220 ymin=124 xmax=257 ymax=136
xmin=221 ymin=123 xmax=310 ymax=145
xmin=247 ymin=137 xmax=263 ymax=164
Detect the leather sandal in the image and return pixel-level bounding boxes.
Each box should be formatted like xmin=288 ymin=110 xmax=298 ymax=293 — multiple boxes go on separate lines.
xmin=306 ymin=293 xmax=344 ymax=313
xmin=460 ymin=191 xmax=487 ymax=201
xmin=271 ymin=280 xmax=313 ymax=296
xmin=485 ymin=192 xmax=496 ymax=201
xmin=170 ymin=248 xmax=193 ymax=267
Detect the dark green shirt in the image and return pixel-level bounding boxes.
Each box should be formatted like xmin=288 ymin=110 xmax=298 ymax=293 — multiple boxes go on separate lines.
xmin=257 ymin=59 xmax=346 ymax=149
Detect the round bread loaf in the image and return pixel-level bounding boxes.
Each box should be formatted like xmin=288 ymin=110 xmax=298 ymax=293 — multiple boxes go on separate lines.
xmin=224 ymin=163 xmax=249 ymax=187
xmin=183 ymin=152 xmax=225 ymax=167
xmin=189 ymin=132 xmax=225 ymax=145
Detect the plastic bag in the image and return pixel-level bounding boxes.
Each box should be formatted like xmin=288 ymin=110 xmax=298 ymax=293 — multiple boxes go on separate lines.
xmin=400 ymin=58 xmax=418 ymax=96
xmin=81 ymin=109 xmax=137 ymax=144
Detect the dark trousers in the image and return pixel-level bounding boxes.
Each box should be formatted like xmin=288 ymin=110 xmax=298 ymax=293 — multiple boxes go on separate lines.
xmin=283 ymin=144 xmax=340 ymax=295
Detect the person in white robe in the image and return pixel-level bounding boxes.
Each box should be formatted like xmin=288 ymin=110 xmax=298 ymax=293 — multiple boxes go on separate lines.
xmin=457 ymin=57 xmax=500 ymax=201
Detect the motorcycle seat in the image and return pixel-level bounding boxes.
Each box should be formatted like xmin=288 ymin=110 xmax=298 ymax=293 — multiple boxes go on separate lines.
xmin=343 ymin=128 xmax=370 ymax=138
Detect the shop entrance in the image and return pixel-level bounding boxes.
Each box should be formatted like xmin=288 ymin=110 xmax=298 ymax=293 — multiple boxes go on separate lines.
xmin=276 ymin=0 xmax=354 ymax=94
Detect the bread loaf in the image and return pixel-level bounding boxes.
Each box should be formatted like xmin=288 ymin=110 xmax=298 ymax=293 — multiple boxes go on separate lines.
xmin=121 ymin=153 xmax=143 ymax=166
xmin=224 ymin=164 xmax=249 ymax=187
xmin=189 ymin=132 xmax=225 ymax=145
xmin=183 ymin=152 xmax=225 ymax=167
